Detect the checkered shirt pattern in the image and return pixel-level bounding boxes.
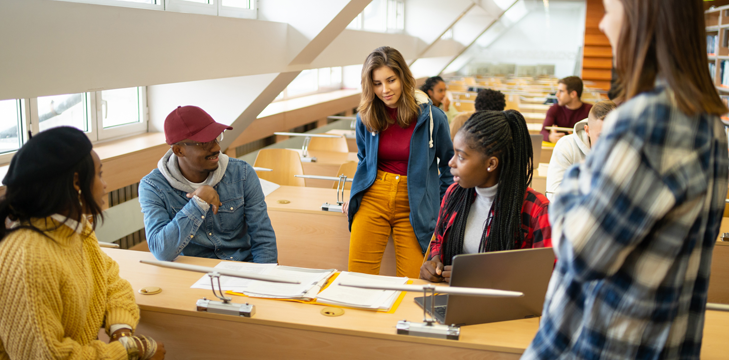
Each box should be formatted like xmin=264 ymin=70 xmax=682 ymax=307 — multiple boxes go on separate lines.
xmin=522 ymin=84 xmax=729 ymax=359
xmin=430 ymin=184 xmax=552 ymax=262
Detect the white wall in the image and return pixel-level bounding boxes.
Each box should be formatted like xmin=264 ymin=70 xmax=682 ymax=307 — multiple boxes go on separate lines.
xmin=459 ymin=1 xmax=586 ymax=78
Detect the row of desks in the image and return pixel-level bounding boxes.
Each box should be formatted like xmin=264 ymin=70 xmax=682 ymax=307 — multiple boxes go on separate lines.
xmin=104 ymin=247 xmax=728 ymax=360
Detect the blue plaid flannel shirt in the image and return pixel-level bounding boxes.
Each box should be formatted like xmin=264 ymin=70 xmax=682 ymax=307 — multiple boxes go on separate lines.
xmin=523 ymin=84 xmax=728 ymax=359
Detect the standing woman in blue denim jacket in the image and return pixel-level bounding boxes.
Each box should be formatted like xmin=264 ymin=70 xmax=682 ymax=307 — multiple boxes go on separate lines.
xmin=342 ymin=46 xmax=454 ymax=278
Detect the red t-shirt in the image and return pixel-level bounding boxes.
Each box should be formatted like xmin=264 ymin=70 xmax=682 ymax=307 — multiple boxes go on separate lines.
xmin=540 ymin=102 xmax=592 ymax=142
xmin=378 ymin=107 xmax=415 ymax=176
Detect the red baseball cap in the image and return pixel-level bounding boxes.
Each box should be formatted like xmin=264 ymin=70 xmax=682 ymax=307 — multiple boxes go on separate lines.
xmin=164 ymin=106 xmax=233 ymax=145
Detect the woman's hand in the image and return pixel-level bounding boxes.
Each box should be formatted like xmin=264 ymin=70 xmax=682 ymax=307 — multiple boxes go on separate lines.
xmin=420 ymin=256 xmax=445 ymax=283
xmin=341 ymin=202 xmax=349 ymax=215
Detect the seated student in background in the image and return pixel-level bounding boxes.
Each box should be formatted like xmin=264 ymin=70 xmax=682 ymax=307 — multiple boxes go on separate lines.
xmin=139 ymin=106 xmax=278 ymax=263
xmin=449 ymin=88 xmax=506 ymax=141
xmin=545 ymin=100 xmax=616 ymax=200
xmin=421 ymin=76 xmax=460 ymax=123
xmin=0 ymin=127 xmax=165 ymax=359
xmin=420 ymin=110 xmax=552 ymax=283
xmin=540 ymin=76 xmax=593 ymax=143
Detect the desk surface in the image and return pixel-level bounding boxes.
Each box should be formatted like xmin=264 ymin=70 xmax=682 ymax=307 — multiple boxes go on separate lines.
xmin=106 ymin=249 xmax=728 ymax=359
xmin=108 ymin=248 xmax=541 ymax=355
xmin=290 ymin=148 xmax=359 ymax=165
xmin=266 ymin=186 xmax=350 ymax=215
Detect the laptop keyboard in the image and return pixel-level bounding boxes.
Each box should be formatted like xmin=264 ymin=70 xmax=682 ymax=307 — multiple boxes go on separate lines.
xmin=433 ymin=305 xmax=447 ymax=319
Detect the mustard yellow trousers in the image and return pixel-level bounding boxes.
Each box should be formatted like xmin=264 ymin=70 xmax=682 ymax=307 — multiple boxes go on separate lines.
xmin=348 ymin=170 xmax=423 ymax=278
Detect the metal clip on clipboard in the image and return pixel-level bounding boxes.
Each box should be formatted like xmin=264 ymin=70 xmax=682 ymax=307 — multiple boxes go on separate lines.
xmin=140 ymin=260 xmax=300 ymax=317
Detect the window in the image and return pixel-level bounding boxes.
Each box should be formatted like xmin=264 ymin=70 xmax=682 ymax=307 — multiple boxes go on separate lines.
xmin=97 ymin=87 xmax=147 ymax=140
xmin=387 ymin=0 xmax=405 ymax=32
xmin=349 ymin=0 xmax=404 ymax=33
xmin=55 ymin=0 xmax=162 ymax=10
xmin=275 ymin=67 xmax=345 ymax=101
xmin=31 ymin=87 xmax=147 ymax=144
xmin=165 ymin=0 xmax=256 ymax=18
xmin=37 ymin=93 xmax=90 ymax=133
xmin=0 ymin=99 xmax=26 ymax=162
xmin=56 ymin=0 xmax=255 ymax=19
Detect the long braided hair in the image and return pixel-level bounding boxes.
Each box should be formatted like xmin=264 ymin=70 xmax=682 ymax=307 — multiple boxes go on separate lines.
xmin=436 ymin=110 xmax=533 ymax=266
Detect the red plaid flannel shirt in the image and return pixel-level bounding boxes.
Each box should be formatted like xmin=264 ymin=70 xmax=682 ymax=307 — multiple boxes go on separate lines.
xmin=430 ymin=183 xmax=552 ymax=262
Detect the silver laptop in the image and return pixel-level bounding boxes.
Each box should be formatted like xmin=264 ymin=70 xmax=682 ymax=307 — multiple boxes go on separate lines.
xmin=530 ymin=134 xmax=543 ymax=164
xmin=415 ymin=247 xmax=555 ymax=326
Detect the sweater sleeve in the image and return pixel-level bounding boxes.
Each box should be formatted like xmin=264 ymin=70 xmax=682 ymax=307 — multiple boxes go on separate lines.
xmin=97 ymin=243 xmax=140 ymax=334
xmin=541 ymin=105 xmax=559 ymax=142
xmin=0 ymin=238 xmax=128 ymax=360
xmin=545 ymin=135 xmax=576 ymax=201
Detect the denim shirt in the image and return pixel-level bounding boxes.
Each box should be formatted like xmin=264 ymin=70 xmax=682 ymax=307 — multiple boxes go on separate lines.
xmin=348 ymin=91 xmax=454 ymax=252
xmin=138 ymin=158 xmax=278 ymax=263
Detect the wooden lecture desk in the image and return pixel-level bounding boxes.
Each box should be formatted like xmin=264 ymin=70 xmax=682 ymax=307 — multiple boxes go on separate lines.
xmin=289 ymin=149 xmax=359 ymax=188
xmin=264 ymin=185 xmax=397 ymax=276
xmin=103 ymin=249 xmax=727 ymax=360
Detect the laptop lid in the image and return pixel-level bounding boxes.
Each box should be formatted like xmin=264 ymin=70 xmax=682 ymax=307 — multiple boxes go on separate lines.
xmin=530 ymin=134 xmax=543 ymax=164
xmin=442 ymin=247 xmax=555 ymax=326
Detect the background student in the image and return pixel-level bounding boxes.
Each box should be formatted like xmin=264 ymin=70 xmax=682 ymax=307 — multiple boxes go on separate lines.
xmin=420 ymin=110 xmax=551 ymax=283
xmin=449 ymin=88 xmax=506 ymax=141
xmin=344 ymin=47 xmax=454 ymax=278
xmin=421 ymin=76 xmax=459 ymax=123
xmin=0 ymin=127 xmax=165 ymax=360
xmin=540 ymin=76 xmax=593 ymax=143
xmin=545 ymin=100 xmax=616 ymax=200
xmin=524 ymin=0 xmax=728 ymax=358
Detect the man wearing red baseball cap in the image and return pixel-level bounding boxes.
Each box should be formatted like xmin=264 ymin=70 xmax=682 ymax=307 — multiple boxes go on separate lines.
xmin=138 ymin=106 xmax=277 ymax=263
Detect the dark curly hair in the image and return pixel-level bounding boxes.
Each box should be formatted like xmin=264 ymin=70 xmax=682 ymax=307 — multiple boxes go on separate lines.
xmin=474 ymin=89 xmax=506 ymax=111
xmin=420 ymin=76 xmax=445 ymax=96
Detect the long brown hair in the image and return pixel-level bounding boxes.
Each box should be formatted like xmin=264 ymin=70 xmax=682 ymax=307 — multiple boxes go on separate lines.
xmin=615 ymin=0 xmax=727 ymax=116
xmin=358 ymin=46 xmax=420 ymax=132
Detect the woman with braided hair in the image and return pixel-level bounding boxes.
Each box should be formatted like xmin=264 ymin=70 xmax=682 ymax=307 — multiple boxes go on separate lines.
xmin=420 ymin=110 xmax=552 ymax=282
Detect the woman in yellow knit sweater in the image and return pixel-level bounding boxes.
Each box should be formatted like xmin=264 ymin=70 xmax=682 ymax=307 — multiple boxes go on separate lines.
xmin=0 ymin=127 xmax=165 ymax=359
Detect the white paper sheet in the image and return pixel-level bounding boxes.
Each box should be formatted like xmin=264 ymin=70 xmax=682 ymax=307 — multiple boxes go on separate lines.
xmin=316 ymin=272 xmax=408 ymax=310
xmin=244 ymin=267 xmax=335 ymax=298
xmin=190 ymin=262 xmax=277 ymax=292
xmin=259 ymin=178 xmax=280 ymax=197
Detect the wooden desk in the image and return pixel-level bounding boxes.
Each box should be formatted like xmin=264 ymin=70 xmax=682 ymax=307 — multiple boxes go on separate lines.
xmin=265 ymin=186 xmax=396 ymax=276
xmin=290 ymin=149 xmax=359 ymax=188
xmin=103 ymin=249 xmax=728 ymax=360
xmin=708 ymin=241 xmax=729 ymax=304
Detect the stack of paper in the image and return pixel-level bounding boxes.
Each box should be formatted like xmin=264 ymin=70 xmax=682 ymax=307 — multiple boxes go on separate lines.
xmin=316 ymin=271 xmax=408 ymax=311
xmin=244 ymin=266 xmax=335 ymax=300
xmin=190 ymin=262 xmax=334 ymax=300
xmin=190 ymin=262 xmax=277 ymax=293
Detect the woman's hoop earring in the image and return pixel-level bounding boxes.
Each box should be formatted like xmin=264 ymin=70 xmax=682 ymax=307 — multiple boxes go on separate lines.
xmin=78 ymin=189 xmax=83 ymax=207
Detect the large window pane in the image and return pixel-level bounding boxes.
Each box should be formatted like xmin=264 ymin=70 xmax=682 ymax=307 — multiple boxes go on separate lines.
xmin=38 ymin=93 xmax=89 ymax=133
xmin=363 ymin=0 xmax=387 ymax=32
xmin=0 ymin=99 xmax=22 ymax=154
xmin=221 ymin=0 xmax=251 ymax=8
xmin=116 ymin=0 xmax=157 ymax=3
xmin=101 ymin=87 xmax=141 ymax=128
xmin=318 ymin=68 xmax=331 ymax=88
xmin=287 ymin=70 xmax=319 ymax=98
xmin=331 ymin=67 xmax=343 ymax=87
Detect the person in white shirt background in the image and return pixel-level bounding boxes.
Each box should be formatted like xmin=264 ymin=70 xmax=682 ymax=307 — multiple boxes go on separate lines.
xmin=545 ymin=100 xmax=616 ymax=200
